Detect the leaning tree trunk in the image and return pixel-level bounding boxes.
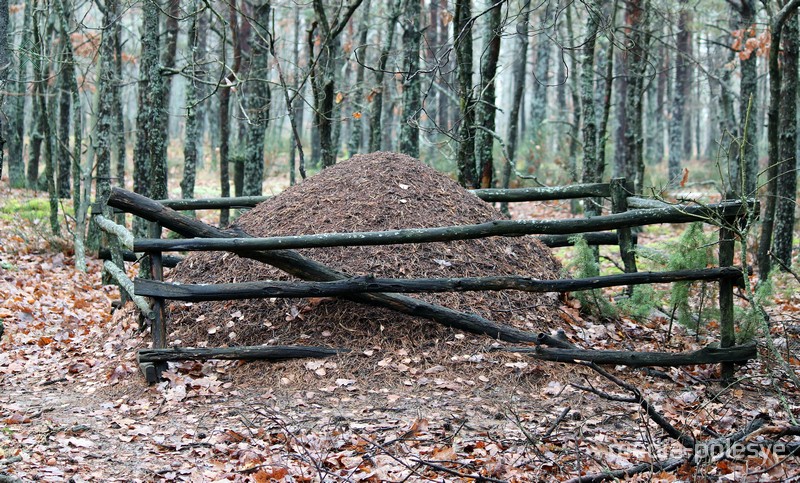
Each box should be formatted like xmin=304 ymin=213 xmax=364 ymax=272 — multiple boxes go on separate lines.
xmin=398 ymin=0 xmax=421 ymax=158
xmin=242 ymin=0 xmax=272 ymax=197
xmin=772 ymin=13 xmax=798 ymax=270
xmin=454 ymin=0 xmax=476 ymax=187
xmin=668 ymin=0 xmax=690 ymax=183
xmin=474 ymin=0 xmax=502 ymax=189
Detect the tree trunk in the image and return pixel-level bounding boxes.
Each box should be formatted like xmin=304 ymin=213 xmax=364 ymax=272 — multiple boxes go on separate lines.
xmin=347 ymin=0 xmax=371 ymax=157
xmin=0 ymin=0 xmax=8 ymax=182
xmin=398 ymin=0 xmax=422 ymax=158
xmin=759 ymin=0 xmax=800 ymax=278
xmin=530 ymin=6 xmax=551 ymax=147
xmin=474 ymin=0 xmax=502 ymax=188
xmin=623 ymin=0 xmax=649 ymax=193
xmin=580 ymin=5 xmax=599 ymax=215
xmin=112 ymin=11 xmax=125 ymax=194
xmin=219 ymin=85 xmax=231 ymax=226
xmin=454 ymin=0 xmax=476 ymax=187
xmin=596 ymin=1 xmax=617 ymax=183
xmin=773 ymin=14 xmax=798 ymax=270
xmin=500 ymin=3 xmax=531 ymax=214
xmin=243 ymin=0 xmax=272 ymax=197
xmin=733 ymin=1 xmax=759 ymax=196
xmin=7 ymin=0 xmax=30 ymax=188
xmin=368 ymin=0 xmax=402 ymax=152
xmin=310 ymin=0 xmax=364 ymax=168
xmin=181 ymin=0 xmax=200 ymax=201
xmin=31 ymin=7 xmax=58 ymax=233
xmin=668 ymin=0 xmax=690 ymax=183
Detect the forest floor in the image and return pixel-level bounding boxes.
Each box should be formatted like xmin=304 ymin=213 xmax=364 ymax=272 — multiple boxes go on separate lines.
xmin=1 ymin=175 xmax=800 ymax=482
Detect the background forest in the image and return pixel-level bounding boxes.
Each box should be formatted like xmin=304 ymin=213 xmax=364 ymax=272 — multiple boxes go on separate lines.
xmin=0 ymin=0 xmax=797 ymax=274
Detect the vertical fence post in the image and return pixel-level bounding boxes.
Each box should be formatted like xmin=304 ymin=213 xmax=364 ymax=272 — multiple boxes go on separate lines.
xmin=146 ymin=220 xmax=167 ymax=382
xmin=719 ymin=209 xmax=736 ymax=383
xmin=611 ymin=178 xmax=638 ymax=286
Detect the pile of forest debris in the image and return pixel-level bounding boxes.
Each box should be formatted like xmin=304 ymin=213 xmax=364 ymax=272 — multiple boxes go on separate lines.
xmin=167 ymin=153 xmax=564 ymax=351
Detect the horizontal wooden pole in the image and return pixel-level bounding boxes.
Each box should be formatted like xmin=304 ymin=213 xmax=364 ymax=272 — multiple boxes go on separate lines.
xmin=134 ymin=201 xmax=748 ymax=253
xmin=538 ymin=231 xmax=637 ymax=247
xmin=98 ymin=248 xmax=182 ymax=268
xmin=497 ymin=343 xmax=757 ymax=367
xmin=157 ymin=195 xmax=270 ymax=210
xmin=471 ymin=183 xmax=612 ymax=201
xmin=148 ymin=184 xmax=615 ymax=211
xmin=134 ymin=267 xmax=744 ymax=301
xmin=137 ymin=345 xmax=347 ymax=363
xmin=109 ymin=187 xmax=546 ymax=345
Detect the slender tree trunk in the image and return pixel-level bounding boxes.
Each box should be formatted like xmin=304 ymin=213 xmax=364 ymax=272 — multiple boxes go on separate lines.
xmin=500 ymin=2 xmax=531 ymax=211
xmin=289 ymin=4 xmax=302 ymax=184
xmin=243 ymin=0 xmax=271 ymax=197
xmin=731 ymin=1 xmax=758 ymax=196
xmin=773 ymin=14 xmax=798 ymax=270
xmin=759 ymin=0 xmax=800 ymax=278
xmin=0 ymin=0 xmax=10 ymax=182
xmin=566 ymin=2 xmax=581 ymax=196
xmin=580 ymin=6 xmax=599 ymax=212
xmin=32 ymin=5 xmax=57 ymax=233
xmin=219 ymin=86 xmax=231 ymax=225
xmin=399 ymin=0 xmax=422 ymax=158
xmin=181 ymin=0 xmax=200 ymax=201
xmin=7 ymin=0 xmax=30 ymax=188
xmin=369 ymin=0 xmax=402 ymax=152
xmin=596 ymin=1 xmax=617 ymax=182
xmin=310 ymin=0 xmax=364 ymax=168
xmin=530 ymin=6 xmax=551 ymax=146
xmin=474 ymin=0 xmax=501 ymax=188
xmin=112 ymin=10 xmax=125 ymax=193
xmin=347 ymin=0 xmax=370 ymax=157
xmin=624 ymin=0 xmax=649 ymax=193
xmin=668 ymin=0 xmax=690 ymax=183
xmin=454 ymin=0 xmax=476 ymax=187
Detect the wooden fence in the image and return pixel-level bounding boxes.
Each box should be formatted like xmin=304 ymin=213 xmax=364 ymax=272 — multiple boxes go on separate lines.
xmin=94 ymin=179 xmax=757 ymax=384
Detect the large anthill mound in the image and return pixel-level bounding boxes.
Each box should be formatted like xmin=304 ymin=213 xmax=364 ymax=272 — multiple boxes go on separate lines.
xmin=167 ymin=152 xmax=563 ymax=351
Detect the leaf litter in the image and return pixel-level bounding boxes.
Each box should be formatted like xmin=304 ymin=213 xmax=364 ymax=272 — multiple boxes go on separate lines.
xmin=1 ymin=177 xmax=800 ymax=481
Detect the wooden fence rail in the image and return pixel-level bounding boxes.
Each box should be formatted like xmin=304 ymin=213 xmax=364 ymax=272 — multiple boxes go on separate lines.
xmin=96 ymin=182 xmax=757 ymax=383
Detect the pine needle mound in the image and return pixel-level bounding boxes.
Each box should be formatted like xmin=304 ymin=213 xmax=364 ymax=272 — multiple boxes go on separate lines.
xmin=167 ymin=152 xmax=564 ymax=351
